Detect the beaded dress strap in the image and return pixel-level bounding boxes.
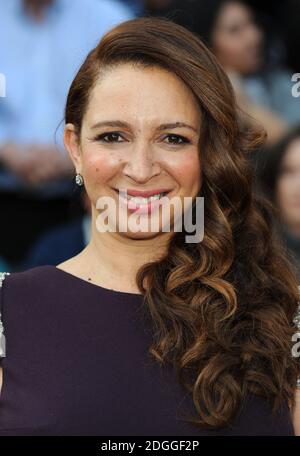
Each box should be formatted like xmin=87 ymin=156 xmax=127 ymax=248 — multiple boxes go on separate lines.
xmin=0 ymin=272 xmax=10 ymax=358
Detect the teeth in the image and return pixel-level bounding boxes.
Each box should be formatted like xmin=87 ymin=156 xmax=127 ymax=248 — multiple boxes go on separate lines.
xmin=129 ymin=196 xmax=149 ymax=204
xmin=149 ymin=194 xmax=161 ymax=201
xmin=119 ymin=192 xmax=165 ymax=204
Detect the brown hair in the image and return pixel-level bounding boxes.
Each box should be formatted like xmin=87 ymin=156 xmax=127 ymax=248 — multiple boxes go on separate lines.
xmin=65 ymin=16 xmax=300 ymax=429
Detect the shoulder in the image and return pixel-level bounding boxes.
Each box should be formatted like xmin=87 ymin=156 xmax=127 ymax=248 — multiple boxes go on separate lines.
xmin=0 ymin=265 xmax=69 ymax=360
xmin=0 ymin=265 xmax=62 ymax=325
xmin=0 ymin=265 xmax=55 ymax=297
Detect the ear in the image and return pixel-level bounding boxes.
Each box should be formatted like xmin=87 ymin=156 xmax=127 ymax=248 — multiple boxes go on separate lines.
xmin=64 ymin=123 xmax=82 ymax=173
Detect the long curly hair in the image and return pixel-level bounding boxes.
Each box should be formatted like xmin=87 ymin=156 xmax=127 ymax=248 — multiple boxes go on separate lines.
xmin=65 ymin=16 xmax=300 ymax=429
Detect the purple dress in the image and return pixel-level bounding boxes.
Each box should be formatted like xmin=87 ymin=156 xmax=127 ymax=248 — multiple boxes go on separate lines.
xmin=0 ymin=265 xmax=295 ymax=435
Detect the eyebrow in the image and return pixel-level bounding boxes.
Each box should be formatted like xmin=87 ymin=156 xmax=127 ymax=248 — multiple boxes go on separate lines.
xmin=90 ymin=120 xmax=199 ymax=134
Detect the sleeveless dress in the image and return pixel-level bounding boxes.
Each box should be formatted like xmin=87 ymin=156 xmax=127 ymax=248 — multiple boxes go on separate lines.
xmin=0 ymin=265 xmax=295 ymax=436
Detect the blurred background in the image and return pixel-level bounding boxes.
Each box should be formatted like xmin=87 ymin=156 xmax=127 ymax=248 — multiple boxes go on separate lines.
xmin=0 ymin=0 xmax=299 ymax=281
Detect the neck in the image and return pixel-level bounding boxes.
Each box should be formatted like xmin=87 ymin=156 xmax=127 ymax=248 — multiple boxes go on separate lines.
xmin=79 ymin=212 xmax=172 ymax=293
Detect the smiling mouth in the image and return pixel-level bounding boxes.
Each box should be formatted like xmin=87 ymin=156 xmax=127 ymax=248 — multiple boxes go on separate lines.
xmin=112 ymin=188 xmax=172 ymax=214
xmin=113 ymin=188 xmax=169 ymax=202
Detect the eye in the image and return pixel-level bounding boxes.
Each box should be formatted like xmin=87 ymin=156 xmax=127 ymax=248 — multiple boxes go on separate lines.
xmin=95 ymin=132 xmax=124 ymax=143
xmin=164 ymin=134 xmax=190 ymax=145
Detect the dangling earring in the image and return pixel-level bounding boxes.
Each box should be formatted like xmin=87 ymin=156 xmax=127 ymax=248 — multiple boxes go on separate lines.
xmin=75 ymin=173 xmax=84 ymax=186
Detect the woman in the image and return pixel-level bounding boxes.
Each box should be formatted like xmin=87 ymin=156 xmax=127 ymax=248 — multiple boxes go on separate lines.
xmin=0 ymin=16 xmax=299 ymax=436
xmin=258 ymin=126 xmax=300 ymax=282
xmin=162 ymin=0 xmax=298 ymax=145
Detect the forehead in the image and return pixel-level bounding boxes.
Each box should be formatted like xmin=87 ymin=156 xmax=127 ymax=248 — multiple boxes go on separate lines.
xmin=84 ymin=64 xmax=201 ymax=128
xmin=216 ymin=1 xmax=251 ymax=27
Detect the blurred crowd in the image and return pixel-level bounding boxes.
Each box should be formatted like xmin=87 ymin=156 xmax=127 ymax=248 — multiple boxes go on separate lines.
xmin=0 ymin=0 xmax=299 ymax=280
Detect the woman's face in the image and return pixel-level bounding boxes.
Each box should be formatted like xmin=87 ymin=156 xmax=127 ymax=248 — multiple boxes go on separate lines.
xmin=212 ymin=1 xmax=263 ymax=75
xmin=276 ymin=138 xmax=300 ymax=234
xmin=65 ymin=63 xmax=201 ymax=240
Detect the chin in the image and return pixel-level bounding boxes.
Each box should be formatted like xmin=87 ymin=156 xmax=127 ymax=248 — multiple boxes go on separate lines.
xmin=120 ymin=230 xmax=165 ymax=240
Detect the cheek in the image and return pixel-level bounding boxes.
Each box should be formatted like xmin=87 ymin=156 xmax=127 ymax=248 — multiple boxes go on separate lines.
xmin=214 ymin=34 xmax=235 ymax=60
xmin=83 ymin=149 xmax=120 ymax=184
xmin=166 ymin=151 xmax=201 ymax=191
xmin=220 ymin=39 xmax=244 ymax=64
xmin=278 ymin=178 xmax=292 ymax=198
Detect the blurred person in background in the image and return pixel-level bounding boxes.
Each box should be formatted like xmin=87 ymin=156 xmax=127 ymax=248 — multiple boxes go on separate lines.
xmin=0 ymin=0 xmax=133 ymax=271
xmin=144 ymin=0 xmax=172 ymax=14
xmin=22 ymin=189 xmax=91 ymax=269
xmin=154 ymin=0 xmax=300 ymax=145
xmin=283 ymin=0 xmax=300 ymax=73
xmin=122 ymin=0 xmax=144 ymax=15
xmin=247 ymin=0 xmax=300 ymax=74
xmin=258 ymin=126 xmax=300 ymax=281
xmin=0 ymin=16 xmax=299 ymax=436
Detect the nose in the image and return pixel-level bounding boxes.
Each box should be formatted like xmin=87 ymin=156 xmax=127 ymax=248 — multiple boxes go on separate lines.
xmin=122 ymin=141 xmax=161 ymax=183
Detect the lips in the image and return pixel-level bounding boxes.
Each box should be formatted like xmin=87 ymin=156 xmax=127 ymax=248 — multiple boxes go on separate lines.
xmin=116 ymin=188 xmax=171 ymax=198
xmin=113 ymin=187 xmax=171 ymax=215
